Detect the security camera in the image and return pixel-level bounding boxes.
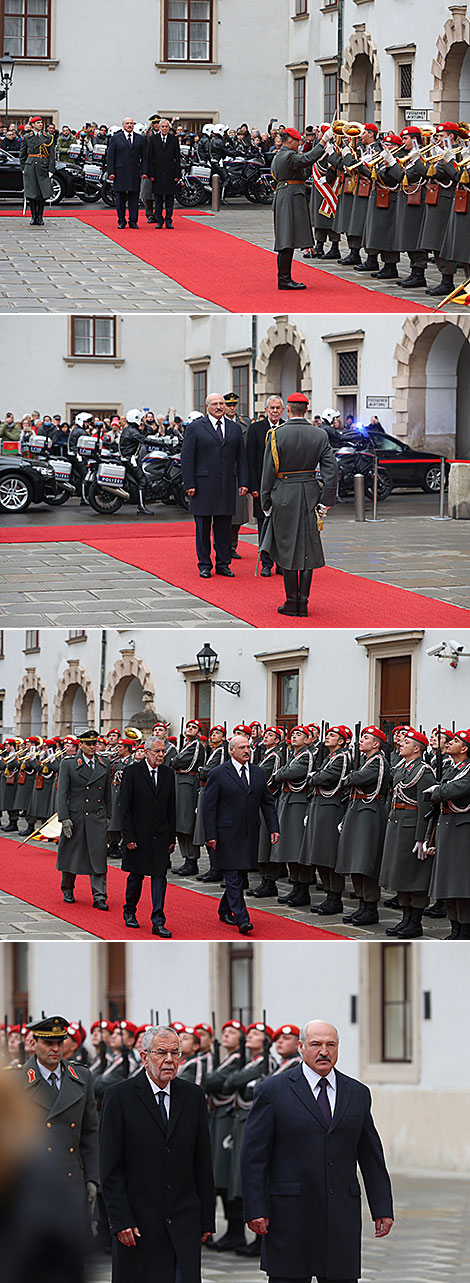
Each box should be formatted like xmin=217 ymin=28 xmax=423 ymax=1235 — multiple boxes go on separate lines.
xmin=448 ymin=641 xmax=463 ymax=653
xmin=426 ymin=643 xmax=445 ymax=657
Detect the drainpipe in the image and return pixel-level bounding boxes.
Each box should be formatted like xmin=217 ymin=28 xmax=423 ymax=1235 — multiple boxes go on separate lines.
xmin=337 ymin=0 xmax=344 ymax=116
xmin=251 ymin=314 xmax=258 ymax=415
xmin=99 ymin=629 xmax=107 ymax=732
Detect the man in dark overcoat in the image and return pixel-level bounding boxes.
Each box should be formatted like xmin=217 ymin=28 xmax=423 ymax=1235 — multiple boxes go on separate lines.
xmin=22 ymin=1014 xmax=99 ymax=1228
xmin=99 ymin=1024 xmax=215 ymax=1283
xmin=271 ymin=127 xmax=325 ymax=288
xmin=247 ymin=395 xmax=284 ymax=577
xmin=241 ymin=1019 xmax=393 ymax=1283
xmin=56 ymin=729 xmax=111 ymax=909
xmin=181 ymin=392 xmax=249 ymax=577
xmin=202 ymin=732 xmax=279 ymax=933
xmin=380 ymin=727 xmax=435 ymax=939
xmin=106 ymin=116 xmax=147 ymax=229
xmin=120 ymin=735 xmax=176 ymax=938
xmin=147 ymin=118 xmax=181 ymax=228
xmin=260 ymin=392 xmax=338 ymax=616
xmin=19 ymin=114 xmax=54 ymax=225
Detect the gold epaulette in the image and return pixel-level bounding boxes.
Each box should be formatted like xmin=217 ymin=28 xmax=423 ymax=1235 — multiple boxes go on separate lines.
xmin=268 ymin=427 xmax=280 ymax=475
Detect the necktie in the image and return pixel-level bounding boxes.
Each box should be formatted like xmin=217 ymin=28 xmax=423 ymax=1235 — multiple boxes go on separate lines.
xmin=152 ymin=768 xmax=158 ymax=790
xmin=317 ymin=1077 xmax=331 ymax=1123
xmin=215 ymin=421 xmax=224 ymax=443
xmin=157 ymin=1090 xmax=168 ymax=1126
xmin=48 ymin=1071 xmax=59 ymax=1092
xmin=240 ymin=764 xmax=249 ymax=790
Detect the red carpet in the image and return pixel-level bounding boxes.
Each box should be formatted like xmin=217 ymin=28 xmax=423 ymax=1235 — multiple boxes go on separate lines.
xmin=0 ymin=838 xmax=344 ymax=940
xmin=2 ymin=519 xmax=469 ymax=627
xmin=1 ymin=206 xmax=431 ymax=314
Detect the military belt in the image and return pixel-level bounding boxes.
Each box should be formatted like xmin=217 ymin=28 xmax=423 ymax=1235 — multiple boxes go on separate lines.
xmin=276 ymin=180 xmax=305 ymax=188
xmin=277 ymin=470 xmax=317 ymax=480
xmin=440 ymin=804 xmax=453 ymax=814
xmin=393 ymin=801 xmax=417 ymax=810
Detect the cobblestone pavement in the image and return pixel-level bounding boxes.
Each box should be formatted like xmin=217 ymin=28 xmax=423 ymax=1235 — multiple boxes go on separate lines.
xmin=0 ymin=827 xmax=451 ymax=941
xmin=0 ymin=204 xmax=463 ymax=312
xmin=1 ymin=496 xmax=469 ymax=626
xmin=90 ymin=1174 xmax=470 ymax=1282
xmin=0 ymin=214 xmax=225 ymax=313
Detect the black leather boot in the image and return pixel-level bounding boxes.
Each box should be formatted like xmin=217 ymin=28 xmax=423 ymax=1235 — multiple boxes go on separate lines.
xmin=370 ymin=264 xmax=398 ymax=280
xmin=277 ymin=248 xmax=306 ymax=290
xmin=354 ymin=256 xmax=379 ymax=272
xmin=398 ymin=269 xmax=427 ymax=289
xmin=278 ymin=570 xmax=299 ymax=615
xmin=445 ymin=920 xmax=461 ymax=939
xmin=286 ymin=885 xmax=311 ymax=908
xmin=397 ymin=906 xmax=423 ymax=938
xmin=323 ymin=243 xmax=340 ymax=260
xmin=343 ymin=898 xmax=365 ymax=923
xmin=341 ymin=249 xmax=361 ymax=265
xmin=298 ymin=570 xmax=312 ymax=616
xmin=426 ymin=274 xmax=454 ymax=297
xmin=315 ymin=892 xmax=343 ymax=916
xmin=386 ymin=906 xmax=412 ymax=936
xmin=355 ymin=902 xmax=379 ymax=926
xmin=423 ymin=898 xmax=447 ymax=918
xmin=278 ymin=882 xmax=300 ymax=905
xmin=36 ymin=200 xmax=45 ymax=226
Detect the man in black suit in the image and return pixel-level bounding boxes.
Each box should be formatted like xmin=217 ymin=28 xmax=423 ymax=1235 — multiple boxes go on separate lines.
xmin=100 ymin=1024 xmax=216 ymax=1283
xmin=147 ymin=118 xmax=181 ymax=229
xmin=247 ymin=394 xmax=284 ymax=577
xmin=106 ymin=116 xmax=147 ymax=229
xmin=120 ymin=735 xmax=176 ymax=938
xmin=202 ymin=732 xmax=280 ymax=933
xmin=241 ymin=1019 xmax=393 ymax=1283
xmin=181 ymin=392 xmax=249 ymax=578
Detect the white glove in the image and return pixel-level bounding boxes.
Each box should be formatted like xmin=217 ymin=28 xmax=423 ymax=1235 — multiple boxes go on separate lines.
xmin=324 ymin=141 xmax=336 ymax=156
xmin=317 ymin=504 xmax=329 ymax=516
xmin=442 ymin=147 xmax=454 ymax=163
xmin=413 ymin=841 xmax=427 ymax=861
xmin=62 ymin=818 xmax=73 ymax=839
xmin=382 ymin=148 xmax=393 ymax=166
xmin=322 ymin=127 xmax=334 ymax=143
xmin=262 ymin=506 xmax=272 ymax=517
xmin=423 ymin=785 xmax=439 ymax=800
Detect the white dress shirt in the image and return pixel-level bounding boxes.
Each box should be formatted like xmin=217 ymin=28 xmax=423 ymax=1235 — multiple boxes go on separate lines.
xmin=208 ymin=413 xmax=225 ymax=438
xmin=302 ymin=1060 xmax=337 ymax=1114
xmin=36 ymin=1057 xmax=62 ymax=1090
xmin=146 ymin=1073 xmax=171 ymax=1118
xmin=81 ymin=753 xmax=94 ymax=771
xmin=231 ymin=758 xmax=251 ymax=784
xmin=124 ymin=131 xmax=134 ymax=145
xmin=146 ymin=760 xmax=158 ymax=786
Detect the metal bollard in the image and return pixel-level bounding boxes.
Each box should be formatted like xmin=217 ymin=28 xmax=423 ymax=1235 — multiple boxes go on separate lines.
xmin=365 ymin=454 xmax=385 ymax=523
xmin=354 ymin=473 xmax=365 ymax=522
xmin=211 ymin=173 xmax=221 ymax=212
xmin=439 ymin=456 xmax=446 ymax=519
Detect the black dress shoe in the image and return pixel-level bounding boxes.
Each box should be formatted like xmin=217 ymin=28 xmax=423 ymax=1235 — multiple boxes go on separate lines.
xmin=219 ymin=911 xmax=236 ymax=925
xmin=93 ymin=902 xmax=109 ymax=911
xmin=152 ymin=925 xmax=172 ymax=938
xmin=128 ymin=223 xmax=138 ymax=229
xmin=176 ymin=860 xmax=198 ymax=876
xmin=231 ymin=550 xmax=241 ymax=559
xmin=238 ymin=921 xmax=254 ymax=934
xmin=123 ymin=911 xmax=139 ymax=929
xmin=197 ymin=870 xmax=223 ymax=883
xmin=260 ymin=566 xmax=271 ymax=576
xmin=199 ymin=568 xmax=211 ymax=577
xmin=63 ymin=891 xmax=75 ymax=904
xmin=278 ymin=280 xmax=306 ymax=290
xmin=155 ymin=222 xmax=164 ymax=228
xmin=117 ymin=222 xmax=126 ymax=229
xmin=165 ymin=222 xmax=174 ymax=228
xmin=216 ymin=566 xmax=235 ymax=577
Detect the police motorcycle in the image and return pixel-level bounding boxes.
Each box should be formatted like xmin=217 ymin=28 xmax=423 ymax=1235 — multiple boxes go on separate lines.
xmin=19 ymin=429 xmax=76 ymax=507
xmin=86 ymin=408 xmax=189 ymax=516
xmin=175 ymin=125 xmax=273 ymax=207
xmin=321 ymin=409 xmax=392 ymax=502
xmin=175 ymin=144 xmax=212 ymax=208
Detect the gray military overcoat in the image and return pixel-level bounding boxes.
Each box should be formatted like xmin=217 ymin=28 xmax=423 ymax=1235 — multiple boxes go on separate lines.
xmin=272 ymin=143 xmax=323 ymax=250
xmin=260 ymin=418 xmax=337 ymax=571
xmin=56 ymin=752 xmax=111 ymax=875
xmin=19 ymin=130 xmax=54 ymax=199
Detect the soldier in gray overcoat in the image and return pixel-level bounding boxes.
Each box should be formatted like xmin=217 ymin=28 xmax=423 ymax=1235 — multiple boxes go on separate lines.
xmin=336 ymin=726 xmax=390 ymax=926
xmin=417 ymin=124 xmax=461 ymax=296
xmin=22 ymin=1014 xmax=99 ymax=1227
xmin=271 ymin=127 xmax=325 ymax=288
xmin=299 ymin=726 xmax=352 ymax=916
xmin=308 ymin=131 xmax=341 ymax=259
xmin=205 ymin=1019 xmax=246 ymax=1252
xmin=108 ymin=738 xmax=135 ymax=856
xmin=56 ymin=730 xmax=111 ymax=909
xmin=380 ymin=729 xmax=436 ymax=938
xmin=392 ymin=127 xmax=427 ymax=287
xmin=19 ymin=115 xmax=54 ymax=225
xmin=171 ymin=721 xmax=206 ymax=875
xmin=225 ymin=1023 xmax=273 ymax=1208
xmin=346 ymin=127 xmax=383 ymax=270
xmin=272 ymin=727 xmax=314 ymax=909
xmin=362 ymin=138 xmax=403 ymax=280
xmin=249 ymin=728 xmax=283 ymax=898
xmin=425 ymin=730 xmax=470 ymax=938
xmin=438 ymin=159 xmax=470 ymax=286
xmin=260 ymin=392 xmax=338 ymax=616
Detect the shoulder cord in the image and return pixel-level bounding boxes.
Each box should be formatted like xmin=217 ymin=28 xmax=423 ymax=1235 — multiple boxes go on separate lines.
xmin=444 ymin=761 xmax=470 ymax=813
xmin=286 ymin=749 xmax=313 ymax=793
xmin=393 ymin=761 xmax=430 ymax=805
xmin=353 ymin=752 xmax=385 ymax=803
xmin=177 ymin=739 xmax=201 ymax=774
xmin=313 ymin=750 xmax=348 ymax=798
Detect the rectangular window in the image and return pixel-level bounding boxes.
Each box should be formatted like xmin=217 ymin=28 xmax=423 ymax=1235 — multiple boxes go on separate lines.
xmin=323 ymin=72 xmax=338 ymax=122
xmin=67 ymin=630 xmax=87 ymax=643
xmin=400 ymin=63 xmax=412 ymax=100
xmin=193 ymin=679 xmax=211 ymax=743
xmin=293 ymin=76 xmax=306 ymax=134
xmin=232 ymin=364 xmax=249 ymax=418
xmin=71 ymin=316 xmax=116 ymax=358
xmin=276 ymin=669 xmax=299 ymax=735
xmin=229 ymin=942 xmax=253 ymax=1027
xmin=379 ymin=655 xmax=411 ymax=736
xmin=295 ymin=0 xmax=308 ymax=13
xmin=323 ymin=0 xmax=338 ymax=8
xmin=24 ymin=630 xmax=39 ymax=653
xmin=1 ymin=0 xmax=50 ymax=59
xmin=164 ymin=0 xmax=212 ymax=63
xmin=338 ymin=350 xmax=358 ymax=387
xmin=193 ymin=368 xmax=207 ymax=413
xmin=382 ymin=944 xmax=412 ymax=1062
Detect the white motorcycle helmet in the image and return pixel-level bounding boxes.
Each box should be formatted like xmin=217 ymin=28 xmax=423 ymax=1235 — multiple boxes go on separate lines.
xmin=125 ymin=408 xmax=144 ymax=426
xmin=202 ymin=123 xmax=214 ymax=136
xmin=184 ymin=411 xmax=204 ymax=424
xmin=322 ymin=408 xmax=340 ymax=425
xmin=75 ymin=411 xmax=93 ymax=428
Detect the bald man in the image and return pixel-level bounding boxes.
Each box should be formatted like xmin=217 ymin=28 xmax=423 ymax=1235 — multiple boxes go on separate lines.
xmin=241 ymin=1019 xmax=393 ymax=1283
xmin=181 ymin=393 xmax=249 ymax=577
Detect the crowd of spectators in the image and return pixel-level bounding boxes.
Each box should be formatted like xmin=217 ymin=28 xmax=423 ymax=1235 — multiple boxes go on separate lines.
xmin=0 ymin=116 xmax=291 ymax=167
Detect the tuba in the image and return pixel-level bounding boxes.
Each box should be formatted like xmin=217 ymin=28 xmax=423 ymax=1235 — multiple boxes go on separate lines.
xmin=123 ymin=727 xmax=143 ymax=743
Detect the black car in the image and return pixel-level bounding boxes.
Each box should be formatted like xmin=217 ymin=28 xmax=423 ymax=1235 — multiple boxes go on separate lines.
xmin=329 ymin=427 xmax=449 ymax=494
xmin=0 ymin=145 xmax=80 ymax=204
xmin=0 ymin=454 xmax=60 ymax=512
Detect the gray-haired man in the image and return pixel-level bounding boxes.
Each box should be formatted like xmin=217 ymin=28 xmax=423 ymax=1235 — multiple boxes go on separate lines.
xmin=120 ymin=736 xmax=176 ymax=937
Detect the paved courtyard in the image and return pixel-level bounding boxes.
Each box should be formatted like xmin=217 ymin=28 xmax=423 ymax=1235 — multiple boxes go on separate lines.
xmin=89 ymin=1174 xmax=470 ymax=1282
xmin=0 ymin=203 xmax=464 ymax=312
xmin=1 ymin=494 xmax=469 ymax=627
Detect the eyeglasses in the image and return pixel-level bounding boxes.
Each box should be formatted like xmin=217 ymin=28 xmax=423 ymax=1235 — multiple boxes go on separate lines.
xmin=149 ymin=1049 xmax=180 ymax=1059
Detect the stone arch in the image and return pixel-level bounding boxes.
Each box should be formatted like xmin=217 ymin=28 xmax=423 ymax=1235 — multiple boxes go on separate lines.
xmin=392 ymin=315 xmax=470 ymax=455
xmin=54 ymin=660 xmax=96 ymax=735
xmin=431 ymin=6 xmax=470 ymax=122
xmin=255 ymin=318 xmax=311 ymax=413
xmin=15 ymin=669 xmax=48 ymax=737
xmin=102 ymin=649 xmax=155 ymax=733
xmin=340 ymin=28 xmax=381 ymax=128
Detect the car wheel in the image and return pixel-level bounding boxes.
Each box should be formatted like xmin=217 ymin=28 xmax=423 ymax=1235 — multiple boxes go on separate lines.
xmin=422 ymin=464 xmax=444 ymax=493
xmin=49 ymin=175 xmax=65 ymax=205
xmin=0 ymin=473 xmax=33 ymax=512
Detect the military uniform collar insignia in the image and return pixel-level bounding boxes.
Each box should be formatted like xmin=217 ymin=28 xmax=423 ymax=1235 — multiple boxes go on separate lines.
xmin=27 ymin=1067 xmax=36 ymax=1083
xmin=68 ymin=1064 xmax=79 ymax=1080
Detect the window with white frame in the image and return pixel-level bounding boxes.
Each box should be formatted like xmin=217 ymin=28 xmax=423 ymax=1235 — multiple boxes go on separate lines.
xmin=1 ymin=0 xmax=51 ymax=59
xmin=163 ymin=0 xmax=213 ymax=63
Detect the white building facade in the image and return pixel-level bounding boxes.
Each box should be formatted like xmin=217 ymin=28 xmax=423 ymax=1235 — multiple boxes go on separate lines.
xmin=0 ymin=938 xmax=468 ymax=1173
xmin=3 ymin=2 xmax=470 ymax=134
xmin=1 ymin=625 xmax=469 ymax=740
xmin=2 ymin=312 xmax=469 ymax=457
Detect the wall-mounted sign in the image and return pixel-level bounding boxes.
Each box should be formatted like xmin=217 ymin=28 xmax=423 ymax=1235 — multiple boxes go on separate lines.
xmin=366 ymin=395 xmax=392 ymax=409
xmin=405 ymin=109 xmax=431 ymax=122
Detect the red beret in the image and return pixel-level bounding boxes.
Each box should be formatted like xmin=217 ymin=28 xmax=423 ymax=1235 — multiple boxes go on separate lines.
xmin=182 ymin=1026 xmax=201 ymax=1043
xmin=247 ymin=1022 xmax=274 ymax=1039
xmin=307 ymin=723 xmax=320 ymax=733
xmin=455 ymin=729 xmax=470 ymax=745
xmin=232 ymin=724 xmax=252 ymax=735
xmin=186 ymin=720 xmax=202 ymax=731
xmin=363 ymin=122 xmax=378 ymax=134
xmin=210 ymin=726 xmax=225 ymax=735
xmin=383 ymin=133 xmax=402 ymax=148
xmin=264 ymin=726 xmax=282 ymax=738
xmin=440 ymin=122 xmax=460 ymax=133
xmin=402 ymin=727 xmax=429 ymax=748
xmin=329 ymin=725 xmax=352 ymax=741
xmin=134 ymin=1024 xmax=154 ymax=1038
xmin=401 ymin=126 xmax=421 ymax=139
xmin=107 ymin=728 xmax=120 ymax=735
xmin=91 ymin=1020 xmax=113 ymax=1033
xmin=287 ymin=392 xmax=309 ymax=405
xmin=283 ymin=127 xmax=302 ymax=141
xmin=248 ymin=721 xmax=262 ymax=730
xmin=30 ymin=116 xmax=43 ymax=123
xmin=222 ymin=1019 xmax=246 ymax=1033
xmin=67 ymin=1023 xmax=86 ymax=1046
xmin=170 ymin=1021 xmax=185 ymax=1033
xmin=291 ymin=725 xmax=310 ymax=736
xmin=361 ymin=725 xmax=387 ymax=743
xmin=194 ymin=1022 xmax=213 ymax=1036
xmin=114 ymin=1020 xmax=137 ymax=1037
xmin=274 ymin=1024 xmax=300 ymax=1039
xmin=431 ymin=727 xmax=453 ymax=739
